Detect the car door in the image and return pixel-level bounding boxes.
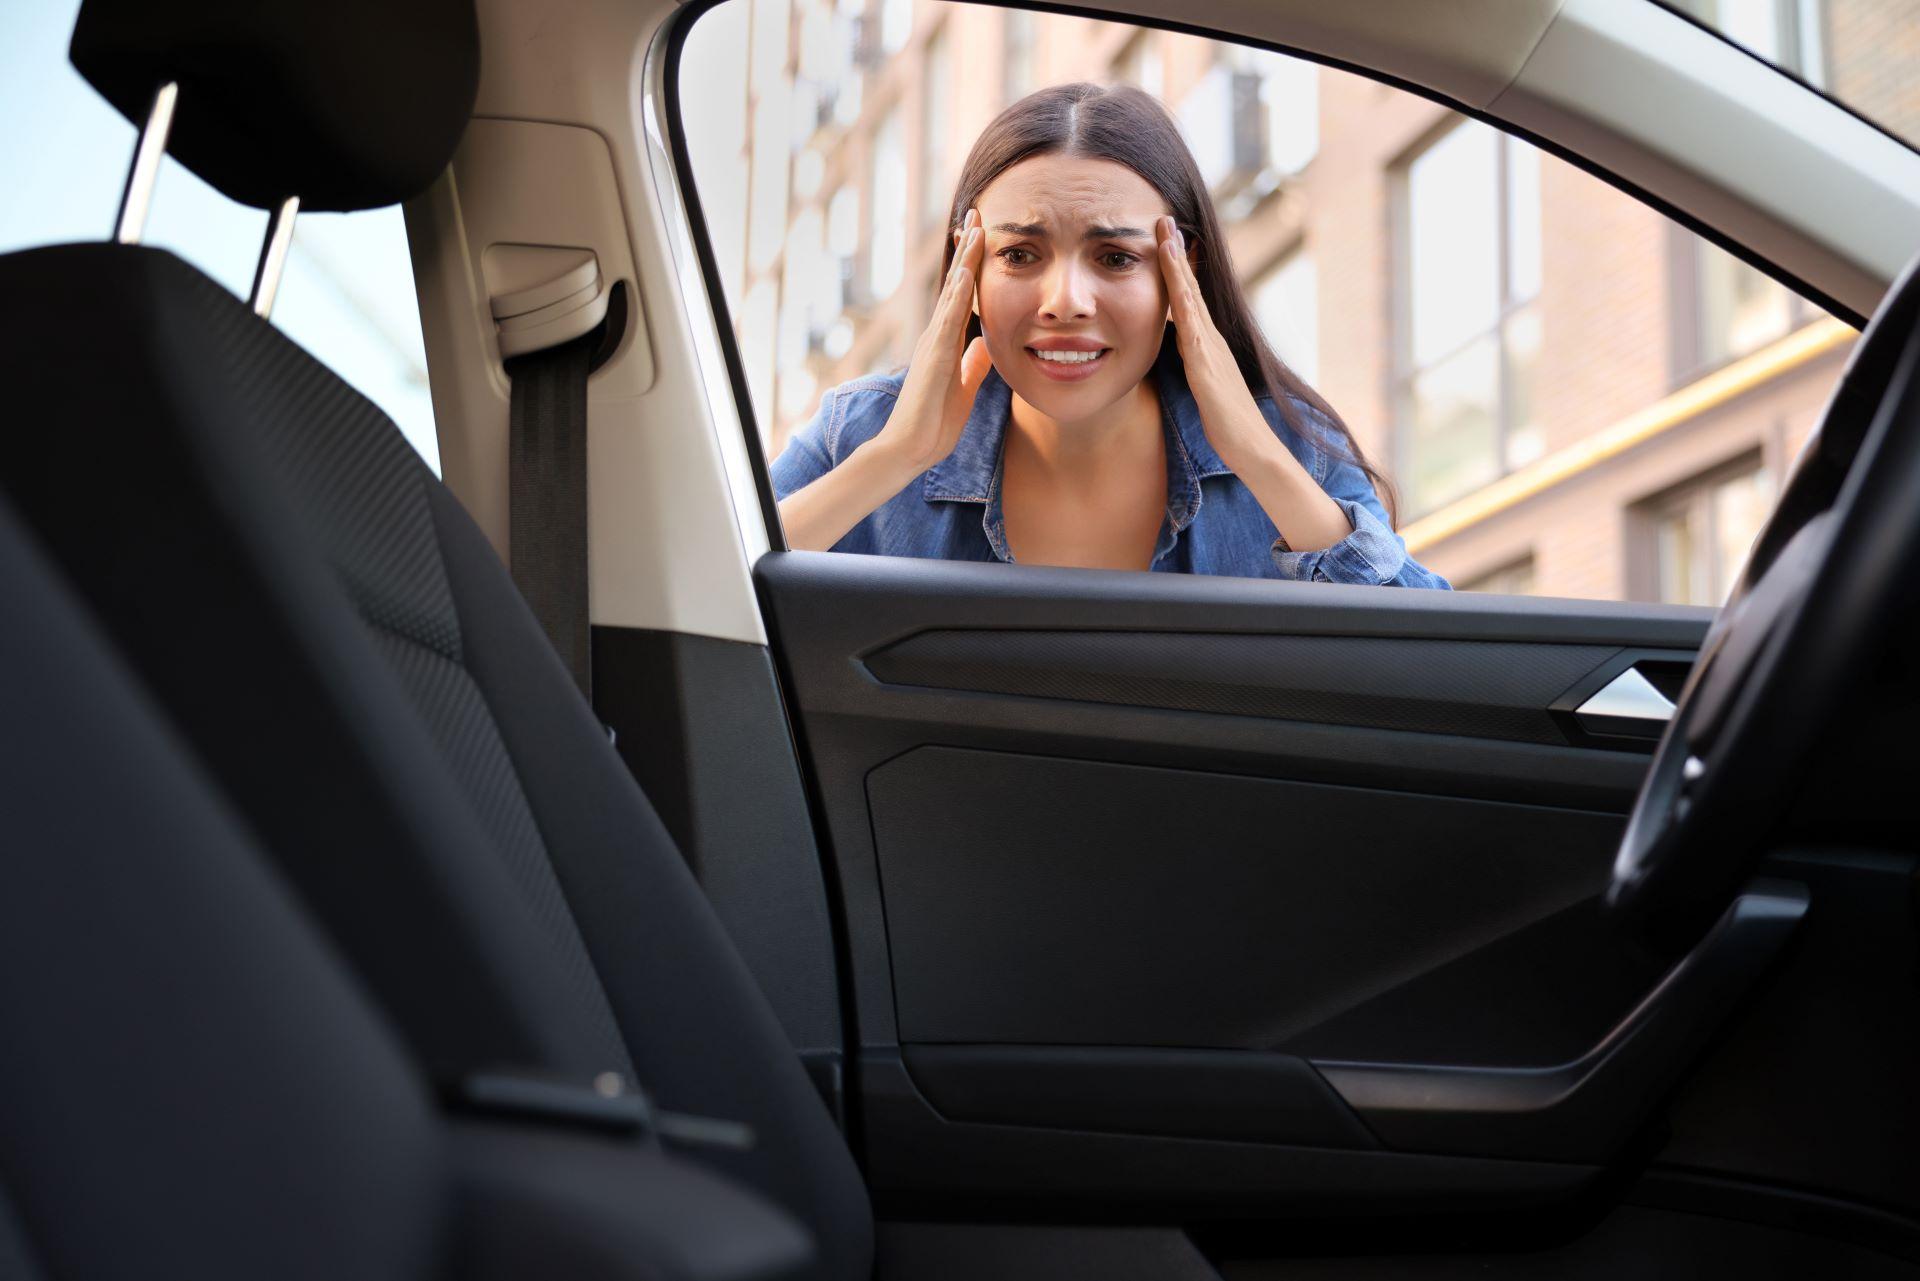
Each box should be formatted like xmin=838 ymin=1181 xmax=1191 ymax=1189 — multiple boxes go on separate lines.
xmin=757 ymin=550 xmax=1705 ymax=1181
xmin=648 ymin=0 xmax=1920 ymax=1272
xmin=749 ymin=550 xmax=1918 ymax=1278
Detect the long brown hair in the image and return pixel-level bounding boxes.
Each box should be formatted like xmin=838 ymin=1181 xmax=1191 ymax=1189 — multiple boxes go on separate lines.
xmin=939 ymin=81 xmax=1397 ymax=523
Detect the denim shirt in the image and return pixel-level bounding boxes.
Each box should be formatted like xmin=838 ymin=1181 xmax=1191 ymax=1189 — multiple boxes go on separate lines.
xmin=769 ymin=344 xmax=1451 ymax=589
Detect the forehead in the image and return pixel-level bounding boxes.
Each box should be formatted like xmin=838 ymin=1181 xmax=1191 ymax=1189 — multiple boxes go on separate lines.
xmin=977 ymin=154 xmax=1167 ymax=230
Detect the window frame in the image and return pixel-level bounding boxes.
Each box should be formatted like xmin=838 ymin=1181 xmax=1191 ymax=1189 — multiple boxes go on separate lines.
xmin=1628 ymin=449 xmax=1772 ymax=604
xmin=1666 ymin=223 xmax=1825 ymax=386
xmin=1389 ymin=118 xmax=1541 ymax=520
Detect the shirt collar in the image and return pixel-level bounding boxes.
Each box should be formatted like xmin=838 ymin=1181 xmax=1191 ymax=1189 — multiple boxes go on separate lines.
xmin=922 ymin=340 xmax=1235 ymax=508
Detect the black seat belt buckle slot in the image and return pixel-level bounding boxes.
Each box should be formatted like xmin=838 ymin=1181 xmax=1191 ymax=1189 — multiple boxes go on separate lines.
xmin=447 ymin=1068 xmax=756 ymax=1152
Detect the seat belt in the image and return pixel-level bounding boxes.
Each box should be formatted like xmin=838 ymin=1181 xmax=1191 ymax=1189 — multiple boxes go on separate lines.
xmin=506 ymin=330 xmax=597 ymax=700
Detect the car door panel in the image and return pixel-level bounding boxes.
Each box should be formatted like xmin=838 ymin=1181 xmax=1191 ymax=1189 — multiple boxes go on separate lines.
xmin=754 ymin=550 xmax=1749 ymax=1217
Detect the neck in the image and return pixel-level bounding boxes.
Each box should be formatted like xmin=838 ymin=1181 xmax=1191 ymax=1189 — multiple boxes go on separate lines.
xmin=1007 ymin=377 xmax=1163 ymax=475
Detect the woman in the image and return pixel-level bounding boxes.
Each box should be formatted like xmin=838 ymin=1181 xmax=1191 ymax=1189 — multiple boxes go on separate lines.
xmin=772 ymin=81 xmax=1449 ymax=588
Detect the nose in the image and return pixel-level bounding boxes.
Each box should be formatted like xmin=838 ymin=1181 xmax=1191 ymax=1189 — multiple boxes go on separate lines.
xmin=1038 ymin=256 xmax=1094 ymax=322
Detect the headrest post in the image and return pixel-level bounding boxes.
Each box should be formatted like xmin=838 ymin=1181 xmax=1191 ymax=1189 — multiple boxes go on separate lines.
xmin=114 ymin=81 xmax=178 ymax=245
xmin=250 ymin=196 xmax=301 ymax=319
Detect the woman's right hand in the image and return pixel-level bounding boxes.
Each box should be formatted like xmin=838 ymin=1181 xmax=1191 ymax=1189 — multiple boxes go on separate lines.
xmin=872 ymin=207 xmax=995 ymax=473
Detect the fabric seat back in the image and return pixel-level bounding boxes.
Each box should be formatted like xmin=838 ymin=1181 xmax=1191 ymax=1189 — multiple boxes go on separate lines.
xmin=1 ymin=0 xmax=873 ymax=1273
xmin=0 ymin=497 xmax=442 ymax=1281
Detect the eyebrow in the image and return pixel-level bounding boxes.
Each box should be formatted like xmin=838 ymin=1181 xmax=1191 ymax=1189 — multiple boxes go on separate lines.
xmin=993 ymin=221 xmax=1152 ymax=242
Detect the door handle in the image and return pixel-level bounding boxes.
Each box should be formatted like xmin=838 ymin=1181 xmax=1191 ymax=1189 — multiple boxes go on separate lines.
xmin=1575 ymin=666 xmax=1676 ymax=736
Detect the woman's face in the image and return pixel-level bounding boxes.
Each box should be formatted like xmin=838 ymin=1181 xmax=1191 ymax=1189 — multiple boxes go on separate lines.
xmin=968 ymin=153 xmax=1173 ymax=425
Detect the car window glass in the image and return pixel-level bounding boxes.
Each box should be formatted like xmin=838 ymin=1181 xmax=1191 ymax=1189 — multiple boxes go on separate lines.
xmin=681 ymin=0 xmax=1850 ymax=602
xmin=0 ymin=0 xmax=441 ymax=473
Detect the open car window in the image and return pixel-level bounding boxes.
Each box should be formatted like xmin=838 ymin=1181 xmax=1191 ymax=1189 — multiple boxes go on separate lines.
xmin=680 ymin=0 xmax=1850 ymax=604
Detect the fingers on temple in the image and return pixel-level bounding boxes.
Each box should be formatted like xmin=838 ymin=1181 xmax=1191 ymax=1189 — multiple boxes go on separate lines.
xmin=942 ymin=262 xmax=973 ymax=339
xmin=1159 ymin=220 xmax=1194 ymax=322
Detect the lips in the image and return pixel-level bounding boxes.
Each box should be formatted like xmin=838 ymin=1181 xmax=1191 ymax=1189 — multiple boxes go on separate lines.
xmin=1026 ymin=343 xmax=1112 ymax=382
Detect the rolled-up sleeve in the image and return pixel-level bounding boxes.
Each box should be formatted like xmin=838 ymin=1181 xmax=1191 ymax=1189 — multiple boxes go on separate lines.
xmin=1269 ymin=453 xmax=1452 ymax=590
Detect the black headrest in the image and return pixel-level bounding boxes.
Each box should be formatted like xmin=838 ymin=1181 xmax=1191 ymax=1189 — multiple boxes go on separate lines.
xmin=71 ymin=0 xmax=479 ymax=213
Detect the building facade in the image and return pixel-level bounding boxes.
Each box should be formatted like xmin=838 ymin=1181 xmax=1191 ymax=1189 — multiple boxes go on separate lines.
xmin=687 ymin=0 xmax=1915 ymax=602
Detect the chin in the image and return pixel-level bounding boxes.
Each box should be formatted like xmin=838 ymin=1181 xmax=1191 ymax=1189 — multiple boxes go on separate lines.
xmin=996 ymin=344 xmax=1158 ymax=424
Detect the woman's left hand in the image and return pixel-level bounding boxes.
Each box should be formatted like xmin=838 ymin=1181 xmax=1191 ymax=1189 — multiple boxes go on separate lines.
xmin=1156 ymin=214 xmax=1287 ymax=478
xmin=1156 ymin=214 xmax=1355 ymax=553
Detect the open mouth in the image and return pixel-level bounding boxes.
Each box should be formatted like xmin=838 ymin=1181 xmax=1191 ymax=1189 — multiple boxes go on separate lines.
xmin=1026 ymin=346 xmax=1112 ymax=381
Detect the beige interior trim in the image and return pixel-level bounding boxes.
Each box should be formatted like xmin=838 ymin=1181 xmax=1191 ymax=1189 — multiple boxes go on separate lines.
xmin=409 ymin=0 xmax=768 ymax=646
xmin=1400 ymin=316 xmax=1857 ymax=554
xmin=1493 ymin=0 xmax=1918 ymax=316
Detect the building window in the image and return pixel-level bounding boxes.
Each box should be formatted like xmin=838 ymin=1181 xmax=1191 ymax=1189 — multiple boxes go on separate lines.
xmin=879 ymin=0 xmax=914 ymax=56
xmin=1397 ymin=120 xmax=1543 ymax=517
xmin=1639 ymin=457 xmax=1774 ymax=605
xmin=921 ymin=26 xmax=952 ymax=227
xmin=1227 ymin=47 xmax=1318 ymax=177
xmin=1258 ymin=52 xmax=1318 ymax=176
xmin=748 ymin=84 xmax=792 ymax=274
xmin=1251 ymin=250 xmax=1318 ymax=386
xmin=826 ymin=183 xmax=861 ymax=311
xmin=1004 ymin=10 xmax=1036 ymax=102
xmin=1458 ymin=557 xmax=1537 ymax=596
xmin=1112 ymin=32 xmax=1163 ymax=100
xmin=741 ymin=278 xmax=779 ymax=443
xmin=1176 ymin=65 xmax=1240 ymax=194
xmin=1181 ymin=48 xmax=1317 ymax=215
xmin=867 ymin=106 xmax=908 ymax=301
xmin=1687 ymin=238 xmax=1817 ymax=373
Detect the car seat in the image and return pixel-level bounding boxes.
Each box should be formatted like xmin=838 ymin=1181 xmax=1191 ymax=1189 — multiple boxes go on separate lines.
xmin=0 ymin=0 xmax=873 ymax=1276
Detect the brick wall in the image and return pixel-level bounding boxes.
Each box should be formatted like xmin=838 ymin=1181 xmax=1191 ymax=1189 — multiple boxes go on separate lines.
xmin=1826 ymin=0 xmax=1920 ymax=144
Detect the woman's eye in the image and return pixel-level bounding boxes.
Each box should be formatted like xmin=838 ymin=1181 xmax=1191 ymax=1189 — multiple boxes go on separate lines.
xmin=1099 ymin=252 xmax=1138 ymax=271
xmin=996 ymin=247 xmax=1036 ymax=267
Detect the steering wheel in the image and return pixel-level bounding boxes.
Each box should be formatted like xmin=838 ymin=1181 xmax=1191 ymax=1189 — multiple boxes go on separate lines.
xmin=1608 ymin=243 xmax=1920 ymax=946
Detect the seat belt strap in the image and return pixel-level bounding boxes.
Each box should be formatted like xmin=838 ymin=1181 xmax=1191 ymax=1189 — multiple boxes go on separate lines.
xmin=506 ymin=331 xmax=596 ymax=699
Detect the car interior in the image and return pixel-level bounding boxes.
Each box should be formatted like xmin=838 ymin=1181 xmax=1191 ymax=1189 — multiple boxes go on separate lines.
xmin=1 ymin=0 xmax=1917 ymax=1278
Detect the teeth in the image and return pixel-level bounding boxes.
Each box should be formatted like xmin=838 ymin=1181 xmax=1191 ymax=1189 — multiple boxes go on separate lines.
xmin=1033 ymin=349 xmax=1104 ymax=364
